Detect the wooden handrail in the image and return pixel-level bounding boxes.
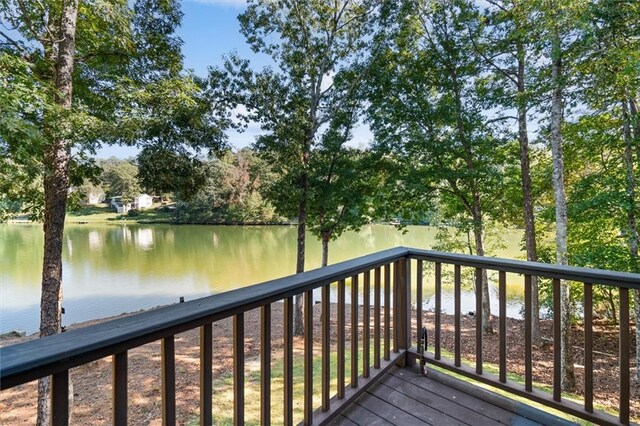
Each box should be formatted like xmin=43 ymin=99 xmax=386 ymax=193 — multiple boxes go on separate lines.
xmin=1 ymin=246 xmax=639 ymax=426
xmin=0 ymin=247 xmax=408 ymax=389
xmin=408 ymin=248 xmax=640 ymax=287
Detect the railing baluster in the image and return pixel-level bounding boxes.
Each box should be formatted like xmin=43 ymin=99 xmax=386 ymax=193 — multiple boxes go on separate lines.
xmin=363 ymin=271 xmax=370 ymax=379
xmin=524 ymin=275 xmax=532 ymax=392
xmin=584 ymin=283 xmax=593 ymax=413
xmin=162 ymin=336 xmax=176 ymax=426
xmin=435 ymin=262 xmax=441 ymax=360
xmin=499 ymin=271 xmax=506 ymax=383
xmin=393 ymin=262 xmax=398 ymax=354
xmin=233 ymin=314 xmax=244 ymax=426
xmin=417 ymin=260 xmax=423 ymax=352
xmin=51 ymin=370 xmax=69 ymax=426
xmin=553 ymin=278 xmax=561 ymax=402
xmin=284 ymin=297 xmax=293 ymax=426
xmin=454 ymin=264 xmax=461 ymax=367
xmin=321 ymin=285 xmax=330 ymax=412
xmin=113 ymin=351 xmax=128 ymax=425
xmin=200 ymin=325 xmax=212 ymax=426
xmin=374 ymin=267 xmax=381 ymax=368
xmin=619 ymin=287 xmax=630 ymax=425
xmin=384 ymin=264 xmax=391 ymax=361
xmin=337 ymin=280 xmax=346 ymax=399
xmin=351 ymin=274 xmax=359 ymax=388
xmin=475 ymin=267 xmax=483 ymax=375
xmin=261 ymin=305 xmax=271 ymax=425
xmin=304 ymin=290 xmax=313 ymax=425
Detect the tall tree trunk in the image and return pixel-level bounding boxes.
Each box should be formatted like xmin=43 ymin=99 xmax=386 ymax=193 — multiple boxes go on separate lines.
xmin=516 ymin=39 xmax=540 ymax=344
xmin=626 ymin=98 xmax=640 ymax=383
xmin=549 ymin=21 xmax=575 ymax=392
xmin=36 ymin=1 xmax=79 ymax=425
xmin=293 ymin=166 xmax=308 ymax=336
xmin=321 ymin=231 xmax=330 ymax=268
xmin=472 ymin=197 xmax=493 ymax=334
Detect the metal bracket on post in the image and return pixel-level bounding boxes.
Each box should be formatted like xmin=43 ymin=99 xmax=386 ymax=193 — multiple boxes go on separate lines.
xmin=417 ymin=327 xmax=428 ymax=376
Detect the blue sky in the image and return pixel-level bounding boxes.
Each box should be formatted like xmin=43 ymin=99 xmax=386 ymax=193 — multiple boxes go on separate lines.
xmin=97 ymin=0 xmax=251 ymax=157
xmin=96 ymin=0 xmax=373 ymax=158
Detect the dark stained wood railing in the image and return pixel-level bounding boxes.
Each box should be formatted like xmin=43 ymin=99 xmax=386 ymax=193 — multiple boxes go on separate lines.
xmin=1 ymin=247 xmax=638 ymax=425
xmin=408 ymin=248 xmax=640 ymax=426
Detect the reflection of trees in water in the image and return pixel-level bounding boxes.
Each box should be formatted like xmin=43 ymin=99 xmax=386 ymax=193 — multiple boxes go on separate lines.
xmin=61 ymin=225 xmax=299 ymax=291
xmin=5 ymin=224 xmax=525 ymax=310
xmin=0 ymin=224 xmax=43 ymax=288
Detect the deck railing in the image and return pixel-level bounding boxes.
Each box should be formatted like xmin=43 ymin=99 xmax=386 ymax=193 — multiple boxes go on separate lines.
xmin=1 ymin=247 xmax=638 ymax=425
xmin=407 ymin=248 xmax=640 ymax=426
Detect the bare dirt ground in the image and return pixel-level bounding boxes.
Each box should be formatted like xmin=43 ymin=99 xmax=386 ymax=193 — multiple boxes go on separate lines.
xmin=1 ymin=306 xmax=638 ymax=424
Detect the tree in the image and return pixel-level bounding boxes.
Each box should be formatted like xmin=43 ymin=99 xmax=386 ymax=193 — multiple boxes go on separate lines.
xmin=474 ymin=0 xmax=543 ymax=343
xmin=366 ymin=0 xmax=504 ymax=333
xmin=173 ymin=149 xmax=279 ymax=224
xmin=137 ymin=147 xmax=207 ymax=200
xmin=568 ymin=0 xmax=640 ymax=382
xmin=540 ymin=0 xmax=590 ymax=391
xmin=308 ymin=146 xmax=376 ymax=267
xmin=236 ymin=0 xmax=379 ymax=335
xmin=100 ymin=158 xmax=141 ymax=202
xmin=0 ymin=1 xmax=231 ymax=422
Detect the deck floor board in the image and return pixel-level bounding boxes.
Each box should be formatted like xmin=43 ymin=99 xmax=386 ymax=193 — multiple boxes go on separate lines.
xmin=329 ymin=366 xmax=564 ymax=426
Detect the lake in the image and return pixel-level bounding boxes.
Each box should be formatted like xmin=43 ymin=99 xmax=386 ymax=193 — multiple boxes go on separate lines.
xmin=0 ymin=223 xmax=526 ymax=334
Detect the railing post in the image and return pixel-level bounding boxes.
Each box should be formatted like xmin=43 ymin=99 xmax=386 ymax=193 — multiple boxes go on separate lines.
xmin=51 ymin=370 xmax=69 ymax=426
xmin=161 ymin=336 xmax=176 ymax=426
xmin=113 ymin=351 xmax=128 ymax=425
xmin=393 ymin=257 xmax=412 ymax=367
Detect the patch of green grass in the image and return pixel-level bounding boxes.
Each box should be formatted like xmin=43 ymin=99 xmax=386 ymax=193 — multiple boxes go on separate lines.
xmin=65 ymin=203 xmax=175 ymax=223
xmin=66 ymin=204 xmax=117 ymax=222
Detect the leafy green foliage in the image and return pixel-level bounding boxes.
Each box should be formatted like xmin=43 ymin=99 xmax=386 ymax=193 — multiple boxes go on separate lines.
xmin=0 ymin=0 xmax=233 ymax=221
xmin=137 ymin=147 xmax=207 ymax=200
xmin=99 ymin=158 xmax=141 ymax=202
xmin=174 ymin=149 xmax=280 ymax=224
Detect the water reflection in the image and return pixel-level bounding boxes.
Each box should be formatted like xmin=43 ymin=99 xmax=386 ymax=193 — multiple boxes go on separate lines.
xmin=1 ymin=223 xmax=525 ymax=334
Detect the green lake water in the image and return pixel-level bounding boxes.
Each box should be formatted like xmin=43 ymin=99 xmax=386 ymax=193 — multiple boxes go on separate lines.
xmin=0 ymin=224 xmax=526 ymax=334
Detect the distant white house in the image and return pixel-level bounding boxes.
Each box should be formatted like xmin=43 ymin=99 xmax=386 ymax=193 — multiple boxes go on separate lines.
xmin=110 ymin=193 xmax=153 ymax=214
xmin=133 ymin=194 xmax=153 ymax=209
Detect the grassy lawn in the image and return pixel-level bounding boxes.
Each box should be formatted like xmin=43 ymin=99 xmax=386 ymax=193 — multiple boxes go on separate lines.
xmin=65 ymin=203 xmax=175 ymax=223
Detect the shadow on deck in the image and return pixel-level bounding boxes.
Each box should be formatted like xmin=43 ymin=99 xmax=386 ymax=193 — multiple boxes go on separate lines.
xmin=331 ymin=366 xmax=575 ymax=426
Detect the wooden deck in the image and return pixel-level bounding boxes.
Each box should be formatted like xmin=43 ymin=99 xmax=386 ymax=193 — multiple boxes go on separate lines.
xmin=329 ymin=366 xmax=576 ymax=426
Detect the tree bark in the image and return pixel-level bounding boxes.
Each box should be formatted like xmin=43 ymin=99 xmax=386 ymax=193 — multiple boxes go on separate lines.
xmin=625 ymin=98 xmax=640 ymax=383
xmin=293 ymin=166 xmax=308 ymax=336
xmin=36 ymin=1 xmax=79 ymax=425
xmin=472 ymin=197 xmax=493 ymax=334
xmin=516 ymin=39 xmax=540 ymax=344
xmin=549 ymin=20 xmax=575 ymax=392
xmin=321 ymin=232 xmax=330 ymax=268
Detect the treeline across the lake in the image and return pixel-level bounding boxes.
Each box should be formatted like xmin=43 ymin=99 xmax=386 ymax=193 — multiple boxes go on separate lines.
xmin=70 ymin=149 xmax=283 ymax=224
xmin=1 ymin=1 xmax=639 ymax=414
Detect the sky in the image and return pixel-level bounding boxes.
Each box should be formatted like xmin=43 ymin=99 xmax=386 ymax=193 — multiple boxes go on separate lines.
xmin=96 ymin=0 xmax=373 ymax=158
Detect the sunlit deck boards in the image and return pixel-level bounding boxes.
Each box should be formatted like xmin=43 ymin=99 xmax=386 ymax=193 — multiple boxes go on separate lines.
xmin=329 ymin=366 xmax=575 ymax=426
